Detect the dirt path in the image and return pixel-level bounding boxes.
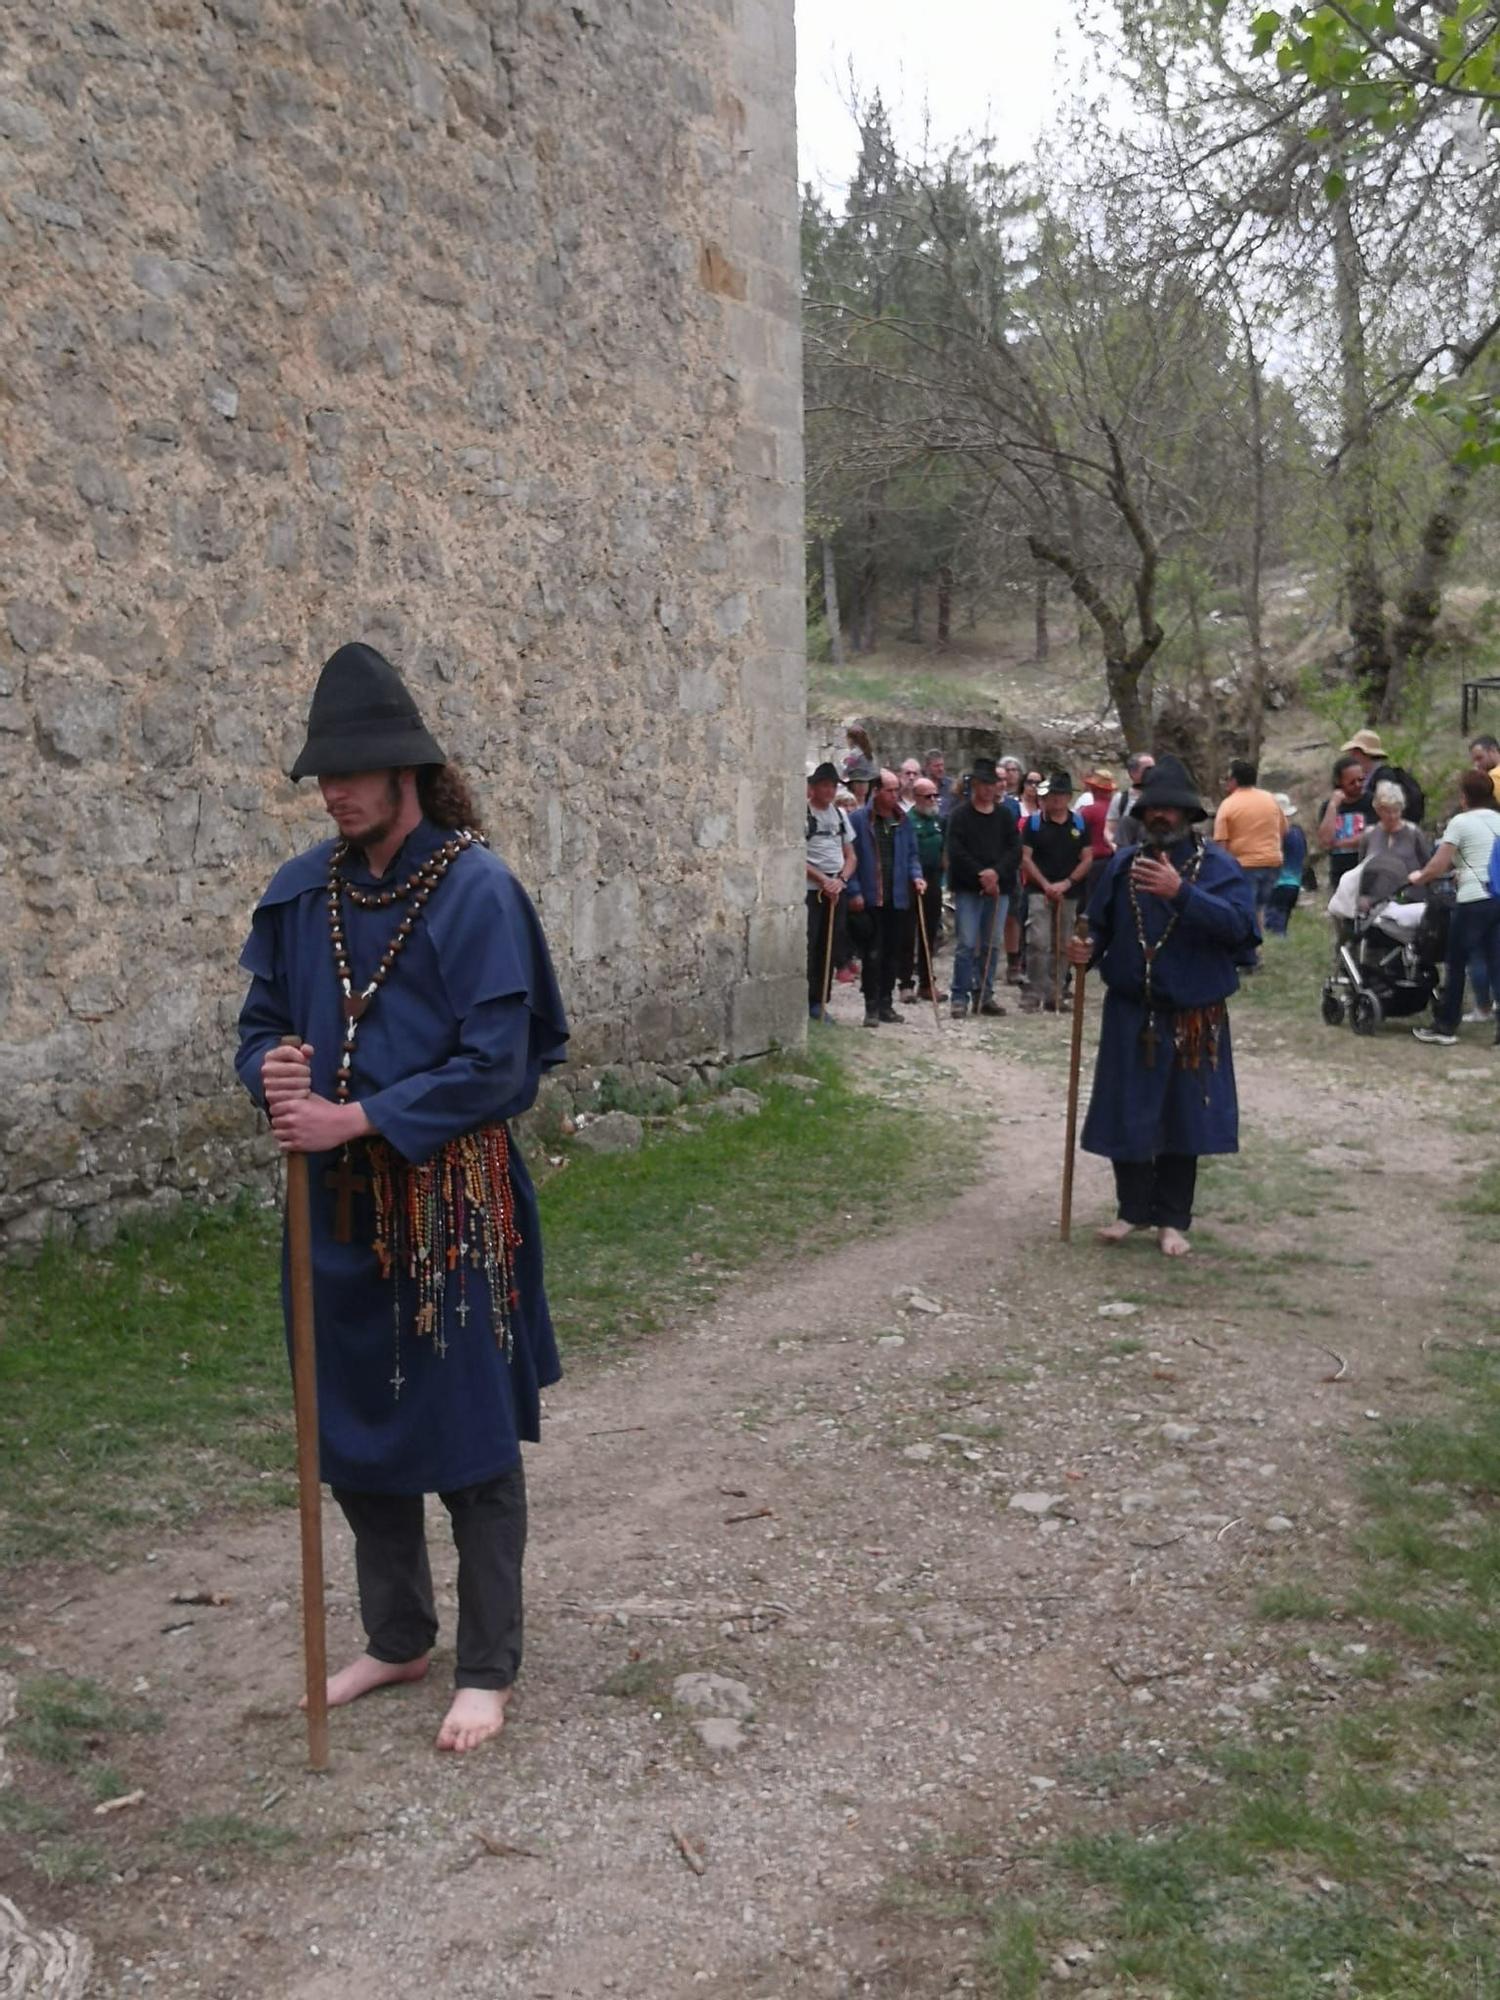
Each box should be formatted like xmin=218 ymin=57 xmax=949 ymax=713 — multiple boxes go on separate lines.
xmin=7 ymin=970 xmax=1487 ymax=2000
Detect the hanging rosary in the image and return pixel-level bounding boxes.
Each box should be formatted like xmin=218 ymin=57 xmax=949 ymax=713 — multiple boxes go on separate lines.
xmin=320 ymin=826 xmax=523 ymax=1398
xmin=1128 ymin=837 xmax=1207 ymax=1069
xmin=326 ymin=827 xmax=485 ymax=1102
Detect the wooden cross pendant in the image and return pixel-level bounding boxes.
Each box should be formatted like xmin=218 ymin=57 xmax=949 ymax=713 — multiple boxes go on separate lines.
xmin=324 ymin=1148 xmax=368 ymax=1245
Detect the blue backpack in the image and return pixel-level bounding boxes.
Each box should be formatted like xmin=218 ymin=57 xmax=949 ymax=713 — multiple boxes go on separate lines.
xmin=1487 ymin=824 xmax=1500 ymax=898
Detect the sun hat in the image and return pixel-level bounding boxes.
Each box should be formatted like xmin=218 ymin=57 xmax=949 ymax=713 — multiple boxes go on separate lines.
xmin=1340 ymin=729 xmax=1387 ymax=759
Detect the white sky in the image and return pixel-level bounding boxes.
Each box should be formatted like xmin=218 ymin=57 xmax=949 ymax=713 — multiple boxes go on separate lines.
xmin=795 ymin=0 xmax=1099 ymax=197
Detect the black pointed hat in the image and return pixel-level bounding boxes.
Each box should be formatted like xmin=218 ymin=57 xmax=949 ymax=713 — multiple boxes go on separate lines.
xmin=289 ymin=643 xmax=446 ymax=780
xmin=1136 ymin=753 xmax=1207 ymax=821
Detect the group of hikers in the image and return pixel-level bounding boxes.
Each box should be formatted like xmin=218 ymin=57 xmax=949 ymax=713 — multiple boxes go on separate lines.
xmin=806 ymin=724 xmax=1500 ymax=1050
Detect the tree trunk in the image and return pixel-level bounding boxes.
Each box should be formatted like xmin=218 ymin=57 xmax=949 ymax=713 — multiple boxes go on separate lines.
xmin=1329 ymin=161 xmax=1392 ymax=717
xmin=821 ymin=537 xmax=845 ymax=667
xmin=908 ymin=577 xmax=923 ymax=644
xmin=936 ymin=565 xmax=953 ymax=648
xmin=1236 ymin=303 xmax=1269 ymax=761
xmin=1033 ymin=566 xmax=1049 ymax=660
xmin=1380 ymin=455 xmax=1475 ymax=722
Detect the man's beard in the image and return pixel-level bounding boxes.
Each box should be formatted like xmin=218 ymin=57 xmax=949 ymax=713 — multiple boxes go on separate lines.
xmin=354 ymin=774 xmax=404 ymax=848
xmin=1141 ymin=813 xmax=1180 ymax=845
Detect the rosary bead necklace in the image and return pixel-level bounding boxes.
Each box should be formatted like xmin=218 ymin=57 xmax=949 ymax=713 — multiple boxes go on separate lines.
xmin=326 ymin=827 xmax=484 ymax=1101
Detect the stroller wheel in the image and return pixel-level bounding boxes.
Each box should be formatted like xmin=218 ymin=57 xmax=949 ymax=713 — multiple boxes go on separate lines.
xmin=1351 ymin=991 xmax=1383 ymax=1036
xmin=1320 ymin=989 xmax=1347 ymax=1028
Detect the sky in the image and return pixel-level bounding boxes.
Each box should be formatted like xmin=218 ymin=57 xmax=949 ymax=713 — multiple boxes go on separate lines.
xmin=795 ymin=0 xmax=1099 ymax=198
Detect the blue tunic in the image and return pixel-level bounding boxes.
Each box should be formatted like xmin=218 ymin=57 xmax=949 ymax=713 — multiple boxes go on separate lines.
xmin=1079 ymin=837 xmax=1257 ymax=1162
xmin=235 ymin=816 xmax=569 ymax=1494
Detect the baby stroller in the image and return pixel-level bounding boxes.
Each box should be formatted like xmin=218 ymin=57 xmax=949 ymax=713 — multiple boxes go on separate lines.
xmin=1321 ymin=886 xmax=1451 ymax=1035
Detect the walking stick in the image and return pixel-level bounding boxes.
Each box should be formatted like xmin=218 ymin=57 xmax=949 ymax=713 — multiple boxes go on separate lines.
xmin=914 ymin=889 xmax=943 ymax=1030
xmin=1060 ymin=916 xmax=1091 ymax=1244
xmin=820 ymin=888 xmax=837 ymax=1014
xmin=281 ymin=1036 xmax=330 ymax=1772
xmin=977 ymin=892 xmax=1001 ymax=1012
xmin=1051 ymin=897 xmax=1064 ymax=1012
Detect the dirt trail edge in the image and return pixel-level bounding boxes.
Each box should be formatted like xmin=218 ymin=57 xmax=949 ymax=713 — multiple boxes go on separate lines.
xmin=6 ymin=987 xmax=1481 ymax=2000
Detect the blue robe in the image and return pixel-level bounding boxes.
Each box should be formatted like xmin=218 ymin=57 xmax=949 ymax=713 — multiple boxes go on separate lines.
xmin=235 ymin=816 xmax=569 ymax=1494
xmin=1080 ymin=837 xmax=1257 ymax=1162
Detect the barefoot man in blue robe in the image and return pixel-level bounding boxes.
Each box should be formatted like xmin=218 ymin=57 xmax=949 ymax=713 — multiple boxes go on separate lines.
xmin=1066 ymin=755 xmax=1257 ymax=1257
xmin=236 ymin=643 xmax=569 ymax=1752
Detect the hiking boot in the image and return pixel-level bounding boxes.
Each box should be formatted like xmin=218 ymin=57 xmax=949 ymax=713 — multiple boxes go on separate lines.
xmin=1412 ymin=1025 xmax=1457 ymax=1046
xmin=917 ymin=985 xmax=948 ymax=1003
xmin=1019 ymin=994 xmax=1042 ymax=1013
xmin=1005 ymin=953 xmax=1023 ymax=984
xmin=863 ymin=1005 xmax=881 ymax=1028
xmin=978 ymin=999 xmax=1007 ymax=1017
xmin=809 ymin=1003 xmax=826 ymax=1022
xmin=949 ymin=1000 xmax=969 ymax=1020
xmin=878 ymin=1003 xmax=902 ymax=1024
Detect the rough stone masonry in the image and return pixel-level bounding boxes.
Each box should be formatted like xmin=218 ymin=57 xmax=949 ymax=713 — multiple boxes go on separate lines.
xmin=0 ymin=0 xmax=806 ymax=1252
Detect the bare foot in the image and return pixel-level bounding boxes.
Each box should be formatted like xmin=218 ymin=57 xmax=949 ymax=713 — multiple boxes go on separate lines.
xmin=436 ymin=1686 xmax=511 ymax=1754
xmin=301 ymin=1652 xmax=430 ymax=1711
xmin=1095 ymin=1219 xmax=1138 ymax=1246
xmin=1158 ymin=1227 xmax=1192 ymax=1258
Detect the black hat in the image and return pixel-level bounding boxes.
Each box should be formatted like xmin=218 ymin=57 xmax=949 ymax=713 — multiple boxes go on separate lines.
xmin=1136 ymin=754 xmax=1207 ymax=821
xmin=290 ymin=643 xmax=446 ymax=781
xmin=809 ymin=761 xmax=840 ymax=786
xmin=971 ymin=756 xmax=1000 ymax=784
xmin=1042 ymin=769 xmax=1074 ymax=795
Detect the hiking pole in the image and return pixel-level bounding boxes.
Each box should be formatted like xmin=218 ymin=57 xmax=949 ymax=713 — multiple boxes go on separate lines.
xmin=1051 ymin=897 xmax=1064 ymax=1012
xmin=977 ymin=892 xmax=1001 ymax=1013
xmin=820 ymin=888 xmax=838 ymax=1016
xmin=914 ymin=889 xmax=943 ymax=1030
xmin=1059 ymin=916 xmax=1091 ymax=1244
xmin=280 ymin=1035 xmax=329 ymax=1772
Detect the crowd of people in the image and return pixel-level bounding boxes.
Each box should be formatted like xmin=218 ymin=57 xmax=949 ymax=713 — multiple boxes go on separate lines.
xmin=806 ymin=723 xmax=1500 ymax=1048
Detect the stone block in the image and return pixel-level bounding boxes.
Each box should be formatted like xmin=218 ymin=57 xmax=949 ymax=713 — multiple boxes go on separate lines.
xmin=728 ymin=973 xmax=805 ymax=1058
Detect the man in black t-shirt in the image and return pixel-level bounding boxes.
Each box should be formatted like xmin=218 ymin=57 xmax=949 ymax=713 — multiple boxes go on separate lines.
xmin=1020 ymin=771 xmax=1092 ymax=1011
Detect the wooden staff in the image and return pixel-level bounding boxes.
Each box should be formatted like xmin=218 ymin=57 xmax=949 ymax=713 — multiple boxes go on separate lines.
xmin=914 ymin=887 xmax=943 ymax=1029
xmin=977 ymin=890 xmax=1002 ymax=1012
xmin=819 ymin=887 xmax=838 ymax=1015
xmin=281 ymin=1035 xmax=329 ymax=1772
xmin=1059 ymin=915 xmax=1091 ymax=1244
xmin=1050 ymin=896 xmax=1065 ymax=1012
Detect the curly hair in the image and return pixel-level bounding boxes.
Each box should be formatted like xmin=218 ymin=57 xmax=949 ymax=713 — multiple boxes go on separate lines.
xmin=416 ymin=763 xmax=486 ymax=835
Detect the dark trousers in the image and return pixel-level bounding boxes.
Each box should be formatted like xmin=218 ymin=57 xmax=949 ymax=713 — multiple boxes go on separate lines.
xmin=1113 ymin=1155 xmax=1199 ymax=1232
xmin=1435 ymin=896 xmax=1500 ymax=1032
xmin=331 ymin=1464 xmax=527 ymax=1690
xmin=897 ymin=874 xmax=943 ymax=987
xmin=806 ymin=889 xmax=836 ymax=1007
xmin=859 ymin=904 xmax=906 ymax=1007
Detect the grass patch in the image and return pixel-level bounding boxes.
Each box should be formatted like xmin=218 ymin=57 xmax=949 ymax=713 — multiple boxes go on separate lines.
xmin=174 ymin=1812 xmax=298 ymax=1861
xmin=12 ymin=1673 xmax=162 ymax=1769
xmin=0 ymin=1196 xmax=290 ymax=1565
xmin=1257 ymin=1581 xmax=1336 ymax=1622
xmin=898 ymin=1340 xmax=1500 ymax=1996
xmin=1 ymin=1048 xmax=970 ymax=1569
xmin=536 ymin=1044 xmax=970 ymax=1363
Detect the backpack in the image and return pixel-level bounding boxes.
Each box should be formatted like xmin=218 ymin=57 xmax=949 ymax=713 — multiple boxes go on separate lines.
xmin=1025 ymin=810 xmax=1085 ymax=839
xmin=1486 ymin=819 xmax=1500 ymax=898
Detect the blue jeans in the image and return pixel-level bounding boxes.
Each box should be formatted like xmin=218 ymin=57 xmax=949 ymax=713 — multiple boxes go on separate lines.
xmin=952 ymin=891 xmax=1007 ymax=1006
xmin=1468 ymin=945 xmax=1494 ymax=1012
xmin=1436 ymin=898 xmax=1500 ymax=1031
xmin=1243 ymin=866 xmax=1278 ymax=917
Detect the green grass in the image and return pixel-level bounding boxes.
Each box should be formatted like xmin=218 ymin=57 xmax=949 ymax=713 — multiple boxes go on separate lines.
xmin=866 ymin=1339 xmax=1500 ymax=1997
xmin=0 ymin=1047 xmax=969 ymax=1567
xmin=12 ymin=1673 xmax=162 ymax=1769
xmin=0 ymin=1197 xmax=291 ymax=1563
xmin=536 ymin=1046 xmax=968 ymax=1362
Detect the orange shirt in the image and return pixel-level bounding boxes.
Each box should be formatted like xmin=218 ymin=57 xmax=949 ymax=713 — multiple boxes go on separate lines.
xmin=1213 ymin=786 xmax=1286 ymax=870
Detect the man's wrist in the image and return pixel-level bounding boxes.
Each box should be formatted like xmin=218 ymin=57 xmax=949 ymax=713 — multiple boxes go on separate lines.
xmin=341 ymin=1102 xmax=374 ymax=1142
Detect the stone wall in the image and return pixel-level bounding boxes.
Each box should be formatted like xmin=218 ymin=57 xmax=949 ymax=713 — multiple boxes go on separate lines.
xmin=0 ymin=0 xmax=805 ymax=1252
